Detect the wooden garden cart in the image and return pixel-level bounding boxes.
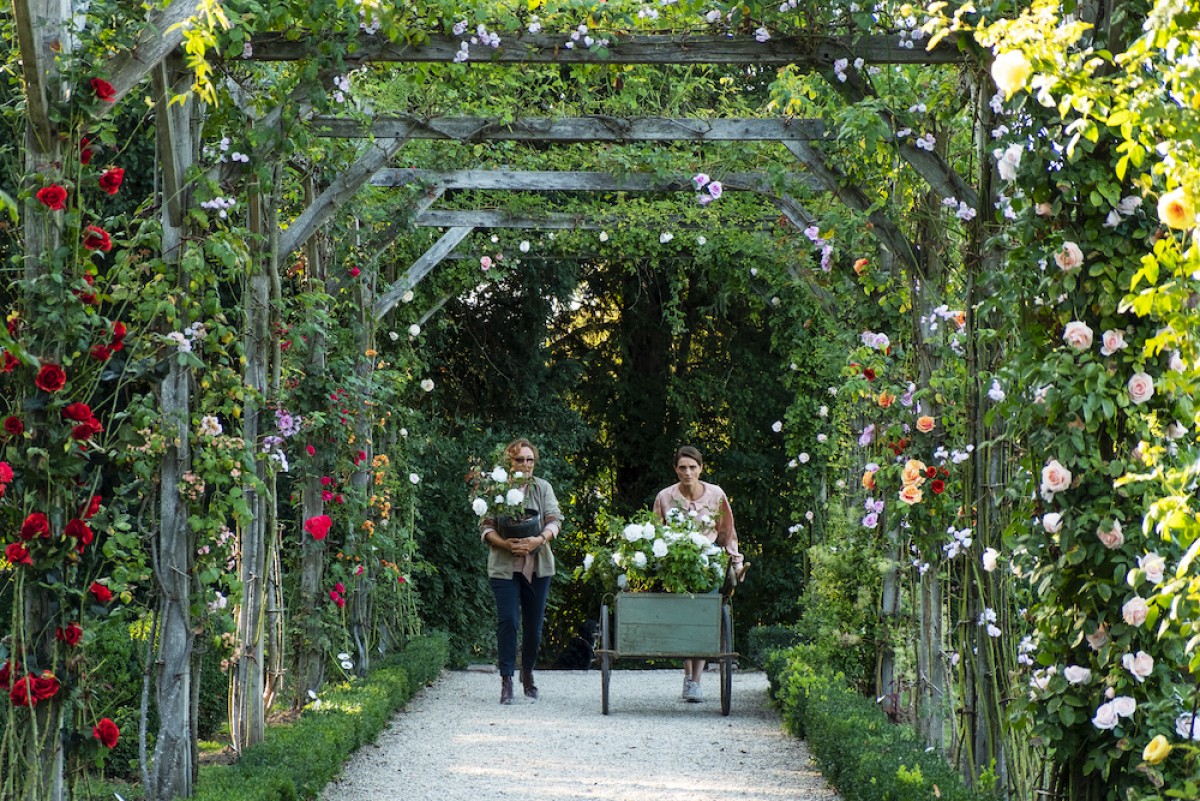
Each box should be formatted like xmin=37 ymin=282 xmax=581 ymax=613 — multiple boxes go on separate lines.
xmin=597 ymin=570 xmax=738 ymax=716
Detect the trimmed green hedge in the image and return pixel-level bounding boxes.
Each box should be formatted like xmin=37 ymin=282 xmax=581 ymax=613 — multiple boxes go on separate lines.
xmin=188 ymin=632 xmax=449 ymax=801
xmin=765 ymin=643 xmax=996 ymax=801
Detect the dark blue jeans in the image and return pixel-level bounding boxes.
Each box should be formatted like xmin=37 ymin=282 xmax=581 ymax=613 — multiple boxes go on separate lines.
xmin=490 ymin=573 xmax=551 ymax=678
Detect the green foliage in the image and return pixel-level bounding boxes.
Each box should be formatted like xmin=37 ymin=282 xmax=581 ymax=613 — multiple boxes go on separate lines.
xmin=766 ymin=645 xmax=997 ymax=801
xmin=191 ymin=632 xmax=447 ymax=801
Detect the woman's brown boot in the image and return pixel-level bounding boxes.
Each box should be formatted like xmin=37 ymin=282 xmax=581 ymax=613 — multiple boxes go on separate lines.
xmin=500 ymin=676 xmax=514 ymax=705
xmin=520 ymin=668 xmax=539 ymax=700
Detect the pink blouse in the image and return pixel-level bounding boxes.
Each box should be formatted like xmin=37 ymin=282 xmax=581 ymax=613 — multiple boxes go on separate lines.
xmin=652 ymin=481 xmax=744 ymax=568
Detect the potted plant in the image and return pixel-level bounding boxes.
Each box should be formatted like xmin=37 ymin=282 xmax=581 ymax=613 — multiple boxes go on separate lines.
xmin=467 ymin=460 xmax=540 ymax=538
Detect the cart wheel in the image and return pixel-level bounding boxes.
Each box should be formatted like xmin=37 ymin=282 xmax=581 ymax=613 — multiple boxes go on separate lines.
xmin=600 ymin=603 xmax=611 ymax=715
xmin=720 ymin=604 xmax=733 ymax=716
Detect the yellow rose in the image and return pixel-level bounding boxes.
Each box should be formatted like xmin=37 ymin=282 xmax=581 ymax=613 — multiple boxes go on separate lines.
xmin=1142 ymin=734 xmax=1171 ymax=765
xmin=901 ymin=459 xmax=927 ymax=487
xmin=898 ymin=484 xmax=923 ymax=505
xmin=991 ymin=50 xmax=1032 ymax=99
xmin=1158 ymin=188 xmax=1195 ymax=230
xmin=916 ymin=415 xmax=936 ymax=433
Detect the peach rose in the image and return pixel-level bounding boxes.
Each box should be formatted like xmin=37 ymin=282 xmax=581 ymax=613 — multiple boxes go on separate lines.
xmin=898 ymin=484 xmax=923 ymax=505
xmin=916 ymin=416 xmax=935 ymax=433
xmin=1096 ymin=520 xmax=1124 ymax=550
xmin=878 ymin=392 xmax=895 ymax=409
xmin=1158 ymin=187 xmax=1195 ymax=230
xmin=1062 ymin=321 xmax=1094 ymax=350
xmin=900 ymin=459 xmax=927 ymax=487
xmin=1127 ymin=372 xmax=1154 ymax=405
xmin=1040 ymin=459 xmax=1072 ymax=495
xmin=1054 ymin=241 xmax=1084 ymax=272
xmin=954 ymin=310 xmax=966 ymax=329
xmin=853 ymin=258 xmax=869 ymax=275
xmin=862 ymin=470 xmax=876 ymax=490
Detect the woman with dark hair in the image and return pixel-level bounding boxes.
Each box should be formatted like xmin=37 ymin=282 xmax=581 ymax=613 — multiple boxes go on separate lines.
xmin=480 ymin=438 xmax=562 ymax=704
xmin=652 ymin=445 xmax=747 ymax=703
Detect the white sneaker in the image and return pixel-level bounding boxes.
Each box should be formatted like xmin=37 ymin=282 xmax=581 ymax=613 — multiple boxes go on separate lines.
xmin=682 ymin=675 xmax=692 ymax=700
xmin=684 ymin=679 xmax=703 ymax=703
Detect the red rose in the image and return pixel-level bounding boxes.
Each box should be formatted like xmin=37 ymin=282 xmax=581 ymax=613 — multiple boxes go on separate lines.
xmin=0 ymin=660 xmax=16 ymax=690
xmin=56 ymin=622 xmax=83 ymax=646
xmin=80 ymin=137 xmax=95 ymax=165
xmin=931 ymin=479 xmax=945 ymax=495
xmin=65 ymin=518 xmax=94 ymax=547
xmin=306 ymin=445 xmax=316 ymax=456
xmin=89 ymin=582 xmax=113 ymax=603
xmin=62 ymin=402 xmax=93 ymax=422
xmin=349 ymin=266 xmax=361 ymax=277
xmin=93 ymin=717 xmax=120 ymax=749
xmin=940 ymin=467 xmax=950 ymax=477
xmin=0 ymin=462 xmax=12 ymax=483
xmin=334 ymin=582 xmax=345 ymax=593
xmin=5 ymin=543 xmax=32 ymax=567
xmin=20 ymin=512 xmax=50 ymax=541
xmin=71 ymin=418 xmax=104 ymax=441
xmin=110 ymin=321 xmax=127 ymax=351
xmin=98 ymin=168 xmax=125 ymax=195
xmin=335 ymin=494 xmax=344 ymax=504
xmin=36 ymin=184 xmax=68 ymax=211
xmin=90 ymin=78 xmax=116 ymax=102
xmin=81 ymin=495 xmax=102 ymax=519
xmin=321 ymin=490 xmax=333 ymax=502
xmin=334 ymin=596 xmax=346 ymax=608
xmin=1 ymin=351 xmax=17 ymax=373
xmin=355 ymin=450 xmax=367 ymax=465
xmin=90 ymin=344 xmax=112 ymax=361
xmin=35 ymin=363 xmax=67 ymax=393
xmin=304 ymin=514 xmax=332 ymax=541
xmin=925 ymin=466 xmax=938 ymax=479
xmin=4 ymin=416 xmax=24 ymax=437
xmin=83 ymin=226 xmax=112 ymax=252
xmin=31 ymin=671 xmax=59 ymax=701
xmin=863 ymin=368 xmax=876 ymax=381
xmin=320 ymin=476 xmax=332 ymax=486
xmin=329 ymin=589 xmax=341 ymax=602
xmin=9 ymin=675 xmax=35 ymax=707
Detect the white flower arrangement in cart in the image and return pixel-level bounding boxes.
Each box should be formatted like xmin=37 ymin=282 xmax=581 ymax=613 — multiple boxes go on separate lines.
xmin=579 ymin=508 xmax=728 ymax=594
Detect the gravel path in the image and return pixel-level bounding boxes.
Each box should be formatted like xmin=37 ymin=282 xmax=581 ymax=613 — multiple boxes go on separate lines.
xmin=321 ymin=668 xmax=838 ymax=801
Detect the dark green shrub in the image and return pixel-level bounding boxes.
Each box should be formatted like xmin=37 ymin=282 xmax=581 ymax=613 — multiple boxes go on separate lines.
xmin=745 ymin=624 xmax=804 ymax=668
xmin=765 ymin=645 xmax=995 ymax=801
xmin=189 ymin=632 xmax=447 ymax=801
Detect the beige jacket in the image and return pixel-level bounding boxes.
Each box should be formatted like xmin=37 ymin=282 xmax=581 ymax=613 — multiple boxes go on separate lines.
xmin=481 ymin=476 xmax=562 ymax=579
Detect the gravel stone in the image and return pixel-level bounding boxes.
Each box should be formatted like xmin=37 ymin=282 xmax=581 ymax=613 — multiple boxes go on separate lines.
xmin=321 ymin=668 xmax=838 ymax=801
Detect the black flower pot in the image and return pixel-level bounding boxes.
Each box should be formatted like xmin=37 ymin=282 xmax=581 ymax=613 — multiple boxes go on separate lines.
xmin=497 ymin=510 xmax=541 ymax=539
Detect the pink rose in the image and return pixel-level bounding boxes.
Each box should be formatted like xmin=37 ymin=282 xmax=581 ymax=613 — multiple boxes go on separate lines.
xmin=1092 ymin=700 xmax=1119 ymax=730
xmin=1099 ymin=329 xmax=1127 ymax=356
xmin=1096 ymin=520 xmax=1124 ymax=549
xmin=1086 ymin=624 xmax=1108 ymax=651
xmin=1054 ymin=241 xmax=1084 ymax=271
xmin=1042 ymin=512 xmax=1063 ymax=533
xmin=1138 ymin=552 xmax=1166 ymax=583
xmin=1122 ymin=596 xmax=1149 ymax=626
xmin=1122 ymin=651 xmax=1154 ymax=683
xmin=1040 ymin=459 xmax=1072 ymax=495
xmin=1127 ymin=372 xmax=1155 ymax=405
xmin=1062 ymin=321 xmax=1094 ymax=350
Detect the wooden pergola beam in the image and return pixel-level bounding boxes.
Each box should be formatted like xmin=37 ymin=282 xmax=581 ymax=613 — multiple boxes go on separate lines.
xmin=414 ymin=210 xmax=600 ymax=230
xmin=277 ymin=137 xmax=408 ymax=258
xmin=106 ymin=0 xmax=205 ymax=107
xmin=247 ymin=32 xmax=968 ymax=66
xmin=314 ymin=115 xmax=829 ymax=142
xmin=375 ymin=226 xmax=474 ymax=318
xmin=370 ymin=169 xmax=821 ymax=193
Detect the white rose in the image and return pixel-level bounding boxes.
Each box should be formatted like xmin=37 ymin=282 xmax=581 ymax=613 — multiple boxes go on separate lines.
xmin=1030 ymin=668 xmax=1055 ymax=692
xmin=1177 ymin=713 xmax=1200 ymax=741
xmin=632 ymin=551 xmax=647 ymax=568
xmin=420 ymin=378 xmax=435 ymax=392
xmin=1096 ymin=521 xmax=1124 ymax=550
xmin=689 ymin=533 xmax=710 ymax=548
xmin=1091 ymin=701 xmax=1120 ymax=731
xmin=1122 ymin=596 xmax=1149 ymax=626
xmin=1054 ymin=241 xmax=1084 ymax=272
xmin=818 ymin=405 xmax=828 ymax=417
xmin=1086 ymin=625 xmax=1108 ymax=651
xmin=798 ymin=453 xmax=810 ymax=464
xmin=1040 ymin=460 xmax=1072 ymax=494
xmin=1062 ymin=321 xmax=1094 ymax=350
xmin=1099 ymin=329 xmax=1127 ymax=356
xmin=641 ymin=522 xmax=657 ymax=539
xmin=409 ymin=324 xmax=421 ymax=337
xmin=981 ymin=547 xmax=999 ymax=573
xmin=472 ymin=497 xmax=488 ymax=516
xmin=1138 ymin=552 xmax=1166 ymax=584
xmin=1063 ymin=665 xmax=1092 ymax=684
xmin=1042 ymin=512 xmax=1063 ymax=534
xmin=1170 ymin=350 xmax=1185 ymax=372
xmin=582 ymin=553 xmax=595 ymax=571
xmin=1111 ymin=696 xmax=1137 ymax=718
xmin=623 ymin=523 xmax=644 ymax=542
xmin=401 ymin=290 xmax=414 ymax=303
xmin=490 ymin=466 xmax=508 ymax=483
xmin=505 ymin=487 xmax=525 ymax=507
xmin=1166 ymin=421 xmax=1188 ymax=441
xmin=771 ymin=420 xmax=783 ymax=433
xmin=1122 ymin=651 xmax=1154 ymax=683
xmin=652 ymin=538 xmax=669 ymax=558
xmin=993 ymin=143 xmax=1023 ymax=182
xmin=1127 ymin=372 xmax=1155 ymax=405
xmin=599 ymin=231 xmax=609 ymax=242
